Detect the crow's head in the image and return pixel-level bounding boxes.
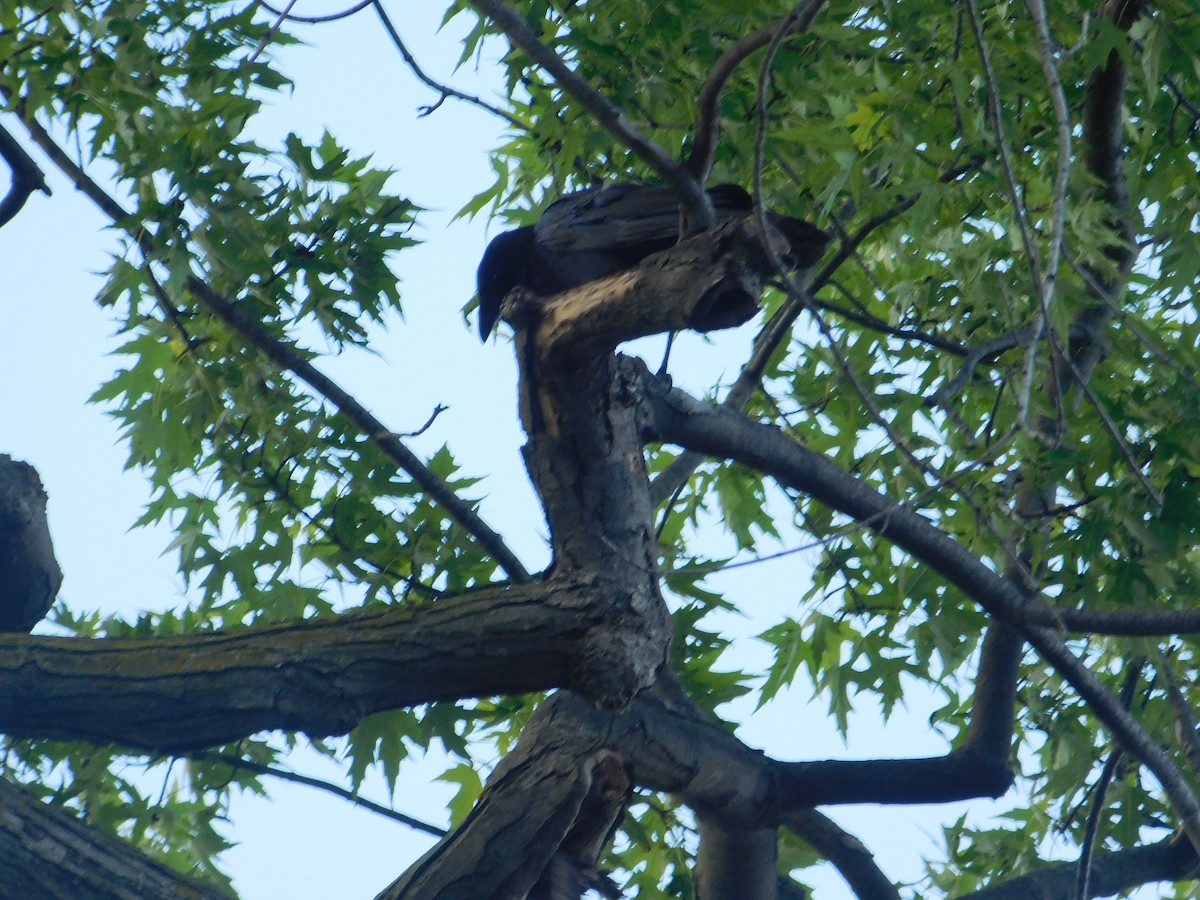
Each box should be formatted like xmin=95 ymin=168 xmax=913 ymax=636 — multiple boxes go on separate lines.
xmin=476 ymin=226 xmax=536 ymax=341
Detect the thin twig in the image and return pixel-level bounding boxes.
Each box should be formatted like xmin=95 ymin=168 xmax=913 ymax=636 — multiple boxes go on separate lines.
xmin=248 ymin=0 xmax=298 ymax=63
xmin=1025 ymin=0 xmax=1074 ymax=426
xmin=0 ymin=121 xmax=50 ymax=229
xmin=395 ymin=404 xmax=449 ymax=439
xmin=686 ymin=2 xmax=826 ymax=182
xmin=370 ymin=2 xmax=525 ymax=128
xmin=1074 ymin=659 xmax=1143 ymax=900
xmin=1058 ymin=346 xmax=1164 ymax=509
xmin=194 ymin=751 xmax=446 ymax=836
xmin=926 ymin=323 xmax=1104 ymax=409
xmin=1153 ymin=647 xmax=1200 ymax=779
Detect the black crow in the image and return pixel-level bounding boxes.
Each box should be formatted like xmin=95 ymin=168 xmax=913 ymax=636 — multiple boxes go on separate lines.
xmin=475 ymin=183 xmax=828 ymax=340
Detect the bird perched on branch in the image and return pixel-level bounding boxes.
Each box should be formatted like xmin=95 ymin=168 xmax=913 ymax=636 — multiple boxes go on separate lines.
xmin=475 ymin=183 xmax=828 ymax=340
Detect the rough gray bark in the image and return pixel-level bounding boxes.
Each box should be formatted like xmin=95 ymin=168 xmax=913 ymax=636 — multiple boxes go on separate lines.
xmin=0 ymin=580 xmax=598 ymax=751
xmin=0 ymin=777 xmax=228 ymax=899
xmin=695 ymin=818 xmax=778 ymax=900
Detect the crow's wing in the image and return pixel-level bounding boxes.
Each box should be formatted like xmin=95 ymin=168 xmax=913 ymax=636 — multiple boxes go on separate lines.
xmin=534 ymin=183 xmax=753 ymax=254
xmin=534 ymin=184 xmax=681 ymax=254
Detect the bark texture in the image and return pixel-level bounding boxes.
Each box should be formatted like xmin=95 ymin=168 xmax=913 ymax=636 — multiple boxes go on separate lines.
xmin=0 ymin=777 xmax=227 ymax=899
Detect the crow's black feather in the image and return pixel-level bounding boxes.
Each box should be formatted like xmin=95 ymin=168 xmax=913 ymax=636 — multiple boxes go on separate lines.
xmin=476 ymin=183 xmax=827 ymax=340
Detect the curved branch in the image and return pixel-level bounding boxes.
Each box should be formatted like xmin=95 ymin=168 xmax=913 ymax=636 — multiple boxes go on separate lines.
xmin=369 ymin=2 xmax=525 ymax=128
xmin=957 ymin=831 xmax=1199 ymax=900
xmin=638 ymin=364 xmax=1200 ymax=852
xmin=0 ymin=121 xmax=49 ymax=230
xmin=14 ymin=112 xmax=532 ymax=584
xmin=258 ymin=0 xmax=372 ymax=24
xmin=0 ymin=580 xmax=594 ymax=753
xmin=685 ymin=2 xmax=826 ymax=182
xmin=784 ymin=810 xmax=900 ymax=900
xmin=463 ymin=0 xmax=712 ymax=225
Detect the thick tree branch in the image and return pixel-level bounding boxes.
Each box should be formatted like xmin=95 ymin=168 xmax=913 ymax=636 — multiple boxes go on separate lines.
xmin=1068 ymin=0 xmax=1146 ymax=384
xmin=963 ymin=622 xmax=1023 ymax=757
xmin=1045 ymin=606 xmax=1200 ymax=637
xmin=957 ymin=831 xmax=1199 ymax=900
xmin=638 ymin=363 xmax=1200 ymax=851
xmin=597 ymin=689 xmax=1010 ymax=821
xmin=0 ymin=777 xmax=228 ymax=899
xmin=13 ymin=111 xmax=532 ymax=584
xmin=379 ymin=694 xmax=623 ymax=899
xmin=695 ymin=817 xmax=777 ymax=900
xmin=0 ymin=581 xmax=598 ymax=753
xmin=0 ymin=120 xmax=49 ymax=229
xmin=784 ymin=810 xmax=900 ymax=900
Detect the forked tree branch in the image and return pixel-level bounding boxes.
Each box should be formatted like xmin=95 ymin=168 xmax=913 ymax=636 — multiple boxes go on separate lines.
xmin=685 ymin=1 xmax=826 ymax=183
xmin=638 ymin=362 xmax=1200 ymax=853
